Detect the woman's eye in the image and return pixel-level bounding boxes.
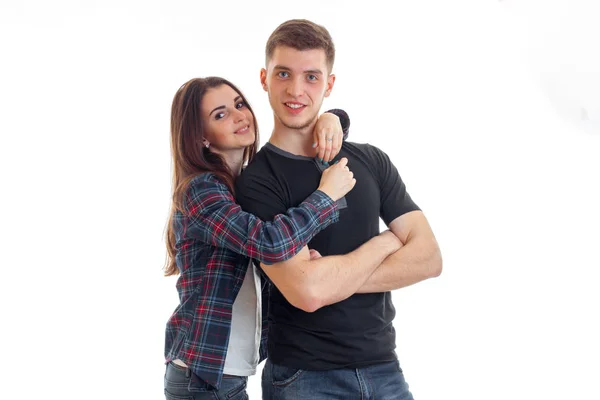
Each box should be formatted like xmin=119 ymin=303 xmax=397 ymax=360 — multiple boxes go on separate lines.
xmin=215 ymin=112 xmax=225 ymax=120
xmin=236 ymin=101 xmax=246 ymax=109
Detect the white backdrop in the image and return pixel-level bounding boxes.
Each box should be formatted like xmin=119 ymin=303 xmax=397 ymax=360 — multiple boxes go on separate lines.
xmin=1 ymin=1 xmax=599 ymax=399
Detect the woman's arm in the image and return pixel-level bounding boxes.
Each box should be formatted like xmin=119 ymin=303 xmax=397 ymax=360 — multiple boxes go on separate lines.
xmin=182 ymin=174 xmax=338 ymax=264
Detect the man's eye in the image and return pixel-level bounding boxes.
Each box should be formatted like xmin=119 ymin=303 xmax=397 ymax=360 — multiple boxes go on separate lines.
xmin=307 ymin=74 xmax=317 ymax=81
xmin=278 ymin=71 xmax=289 ymax=78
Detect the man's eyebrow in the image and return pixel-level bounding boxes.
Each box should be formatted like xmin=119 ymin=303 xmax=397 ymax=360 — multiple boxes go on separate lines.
xmin=304 ymin=69 xmax=323 ymax=75
xmin=273 ymin=65 xmax=324 ymax=75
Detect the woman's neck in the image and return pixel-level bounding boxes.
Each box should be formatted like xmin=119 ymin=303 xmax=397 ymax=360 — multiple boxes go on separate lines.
xmin=216 ymin=149 xmax=245 ymax=177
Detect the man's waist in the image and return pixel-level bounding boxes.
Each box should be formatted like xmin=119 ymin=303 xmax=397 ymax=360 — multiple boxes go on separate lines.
xmin=269 ymin=292 xmax=394 ymax=329
xmin=267 ymin=322 xmax=396 ymax=369
xmin=268 ymin=337 xmax=397 ymax=371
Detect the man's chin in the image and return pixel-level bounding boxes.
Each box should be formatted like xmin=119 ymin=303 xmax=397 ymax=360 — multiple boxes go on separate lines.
xmin=279 ymin=115 xmax=317 ymax=131
xmin=282 ymin=121 xmax=312 ymax=130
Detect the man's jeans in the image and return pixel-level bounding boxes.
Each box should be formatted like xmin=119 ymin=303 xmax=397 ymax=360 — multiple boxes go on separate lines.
xmin=261 ymin=359 xmax=414 ymax=400
xmin=164 ymin=362 xmax=248 ymax=400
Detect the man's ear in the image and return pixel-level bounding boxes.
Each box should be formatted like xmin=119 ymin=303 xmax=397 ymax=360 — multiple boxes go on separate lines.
xmin=324 ymin=74 xmax=336 ymax=97
xmin=260 ymin=68 xmax=268 ymax=92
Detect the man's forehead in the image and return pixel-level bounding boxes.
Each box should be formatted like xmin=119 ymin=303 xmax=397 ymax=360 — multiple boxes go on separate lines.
xmin=268 ymin=46 xmax=328 ymax=71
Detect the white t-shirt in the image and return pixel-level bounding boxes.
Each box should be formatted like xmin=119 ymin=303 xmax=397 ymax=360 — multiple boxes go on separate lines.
xmin=222 ymin=260 xmax=262 ymax=376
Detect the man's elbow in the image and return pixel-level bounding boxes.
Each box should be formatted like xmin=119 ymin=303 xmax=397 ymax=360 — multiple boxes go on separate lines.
xmin=294 ymin=298 xmax=322 ymax=313
xmin=282 ymin=278 xmax=326 ymax=313
xmin=428 ymin=248 xmax=443 ymax=278
xmin=288 ymin=289 xmax=324 ymax=313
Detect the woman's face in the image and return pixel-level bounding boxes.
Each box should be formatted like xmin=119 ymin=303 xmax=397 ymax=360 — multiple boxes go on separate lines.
xmin=201 ymin=84 xmax=256 ymax=155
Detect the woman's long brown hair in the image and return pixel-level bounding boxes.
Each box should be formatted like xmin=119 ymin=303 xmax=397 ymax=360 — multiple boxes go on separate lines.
xmin=164 ymin=77 xmax=259 ymax=276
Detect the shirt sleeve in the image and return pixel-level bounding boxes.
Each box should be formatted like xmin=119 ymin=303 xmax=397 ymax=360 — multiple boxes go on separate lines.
xmin=183 ymin=174 xmax=339 ymax=264
xmin=366 ymin=144 xmax=421 ymax=225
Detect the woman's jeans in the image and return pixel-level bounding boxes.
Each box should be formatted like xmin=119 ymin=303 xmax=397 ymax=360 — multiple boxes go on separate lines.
xmin=164 ymin=362 xmax=248 ymax=400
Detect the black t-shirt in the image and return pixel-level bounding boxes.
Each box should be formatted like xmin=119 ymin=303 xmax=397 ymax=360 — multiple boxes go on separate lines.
xmin=235 ymin=141 xmax=420 ymax=370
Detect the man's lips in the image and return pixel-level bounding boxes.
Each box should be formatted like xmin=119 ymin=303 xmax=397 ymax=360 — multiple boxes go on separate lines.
xmin=285 ymin=102 xmax=305 ymax=109
xmin=284 ymin=102 xmax=306 ymax=114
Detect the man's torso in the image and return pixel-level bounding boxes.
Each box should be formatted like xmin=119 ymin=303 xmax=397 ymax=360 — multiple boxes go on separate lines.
xmin=236 ymin=142 xmax=417 ymax=370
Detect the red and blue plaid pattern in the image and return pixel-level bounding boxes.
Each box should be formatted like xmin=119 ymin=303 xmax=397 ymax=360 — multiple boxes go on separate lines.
xmin=164 ymin=173 xmax=339 ymax=389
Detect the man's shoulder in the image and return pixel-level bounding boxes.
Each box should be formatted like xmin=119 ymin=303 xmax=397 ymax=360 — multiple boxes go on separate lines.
xmin=236 ymin=147 xmax=282 ymax=193
xmin=343 ymin=141 xmax=385 ymax=161
xmin=238 ymin=156 xmax=264 ymax=184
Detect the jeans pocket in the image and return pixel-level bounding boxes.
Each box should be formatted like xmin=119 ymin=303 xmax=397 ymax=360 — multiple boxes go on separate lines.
xmin=271 ymin=363 xmax=305 ymax=387
xmin=165 ymin=363 xmax=192 ymax=389
xmin=223 ymin=377 xmax=248 ymax=399
xmin=164 ymin=388 xmax=194 ymax=400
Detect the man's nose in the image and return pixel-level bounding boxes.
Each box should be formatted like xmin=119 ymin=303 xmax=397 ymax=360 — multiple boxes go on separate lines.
xmin=286 ymin=78 xmax=303 ymax=97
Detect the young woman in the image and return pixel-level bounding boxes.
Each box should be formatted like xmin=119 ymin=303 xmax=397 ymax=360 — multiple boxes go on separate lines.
xmin=163 ymin=77 xmax=354 ymax=400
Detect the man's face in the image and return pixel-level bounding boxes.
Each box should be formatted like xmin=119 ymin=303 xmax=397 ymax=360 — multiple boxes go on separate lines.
xmin=261 ymin=46 xmax=335 ymax=131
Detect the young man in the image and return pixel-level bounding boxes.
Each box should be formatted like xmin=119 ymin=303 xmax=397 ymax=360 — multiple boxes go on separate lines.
xmin=235 ymin=19 xmax=442 ymax=399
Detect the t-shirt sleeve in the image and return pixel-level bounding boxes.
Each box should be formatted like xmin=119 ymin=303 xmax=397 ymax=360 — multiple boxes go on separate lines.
xmin=235 ymin=169 xmax=289 ymax=227
xmin=235 ymin=169 xmax=292 ymax=272
xmin=366 ymin=144 xmax=421 ymax=225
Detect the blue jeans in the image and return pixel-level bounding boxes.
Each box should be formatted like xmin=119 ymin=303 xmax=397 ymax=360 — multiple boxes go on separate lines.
xmin=164 ymin=362 xmax=248 ymax=400
xmin=261 ymin=359 xmax=414 ymax=400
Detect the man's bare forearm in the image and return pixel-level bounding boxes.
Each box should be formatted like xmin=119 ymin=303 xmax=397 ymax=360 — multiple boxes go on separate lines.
xmin=263 ymin=231 xmax=400 ymax=312
xmin=261 ymin=231 xmax=403 ymax=312
xmin=303 ymin=232 xmax=400 ymax=309
xmin=356 ymin=235 xmax=442 ymax=293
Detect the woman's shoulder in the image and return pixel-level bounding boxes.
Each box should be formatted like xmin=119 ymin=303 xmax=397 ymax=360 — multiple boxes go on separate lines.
xmin=186 ymin=172 xmax=230 ymax=197
xmin=189 ymin=172 xmax=229 ymax=186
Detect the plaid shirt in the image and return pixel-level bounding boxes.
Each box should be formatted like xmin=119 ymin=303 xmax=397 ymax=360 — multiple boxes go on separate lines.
xmin=164 ymin=173 xmax=339 ymax=389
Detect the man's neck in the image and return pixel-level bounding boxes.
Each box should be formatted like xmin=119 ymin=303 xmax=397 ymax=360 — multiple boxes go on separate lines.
xmin=268 ymin=119 xmax=316 ymax=157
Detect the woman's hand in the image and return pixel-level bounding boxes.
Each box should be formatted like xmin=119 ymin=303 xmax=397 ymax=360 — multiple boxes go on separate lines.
xmin=317 ymin=157 xmax=356 ymax=201
xmin=313 ymin=112 xmax=343 ymax=163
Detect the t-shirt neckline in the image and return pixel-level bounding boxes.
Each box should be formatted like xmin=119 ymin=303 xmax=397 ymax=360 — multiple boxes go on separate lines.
xmin=264 ymin=142 xmax=315 ymax=161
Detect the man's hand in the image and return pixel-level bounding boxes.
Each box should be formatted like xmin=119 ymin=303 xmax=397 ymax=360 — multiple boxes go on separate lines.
xmin=308 ymin=249 xmax=322 ymax=260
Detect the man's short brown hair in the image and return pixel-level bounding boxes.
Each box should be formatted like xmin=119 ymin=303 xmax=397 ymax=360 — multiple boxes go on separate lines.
xmin=265 ymin=19 xmax=335 ymax=72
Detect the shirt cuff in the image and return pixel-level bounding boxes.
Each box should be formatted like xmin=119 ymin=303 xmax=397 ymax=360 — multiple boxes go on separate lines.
xmin=304 ymin=190 xmax=340 ymax=224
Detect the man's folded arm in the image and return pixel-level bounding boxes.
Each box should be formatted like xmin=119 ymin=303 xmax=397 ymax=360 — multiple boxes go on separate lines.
xmin=260 ymin=231 xmax=401 ymax=312
xmin=356 ymin=210 xmax=442 ymax=293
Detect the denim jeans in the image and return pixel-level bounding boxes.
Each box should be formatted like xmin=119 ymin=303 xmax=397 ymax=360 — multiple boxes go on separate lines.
xmin=261 ymin=359 xmax=414 ymax=400
xmin=164 ymin=362 xmax=248 ymax=400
